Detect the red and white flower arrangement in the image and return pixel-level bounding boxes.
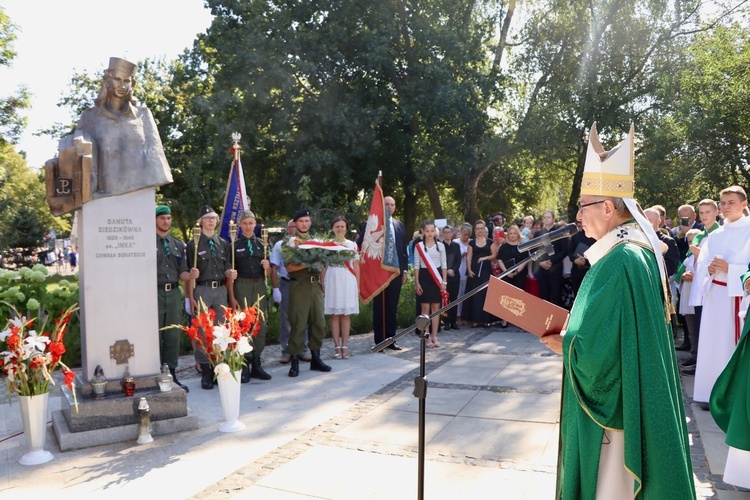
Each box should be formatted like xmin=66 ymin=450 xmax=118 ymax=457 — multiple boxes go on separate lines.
xmin=0 ymin=302 xmax=79 ymax=404
xmin=169 ymin=299 xmax=263 ymax=380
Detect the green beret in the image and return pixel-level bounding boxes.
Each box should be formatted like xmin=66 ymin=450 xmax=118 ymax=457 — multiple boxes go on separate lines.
xmin=155 ymin=205 xmax=171 ymax=217
xmin=240 ymin=210 xmax=256 ymax=221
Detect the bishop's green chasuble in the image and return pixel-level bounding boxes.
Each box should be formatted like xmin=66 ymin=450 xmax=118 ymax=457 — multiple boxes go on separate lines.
xmin=557 ymin=225 xmax=695 ymax=499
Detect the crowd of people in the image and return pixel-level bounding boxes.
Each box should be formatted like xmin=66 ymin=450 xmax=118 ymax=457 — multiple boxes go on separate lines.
xmin=406 ymin=210 xmax=598 ymax=333
xmin=158 ymin=195 xmax=607 ymax=386
xmin=154 ymin=198 xmax=629 ymax=388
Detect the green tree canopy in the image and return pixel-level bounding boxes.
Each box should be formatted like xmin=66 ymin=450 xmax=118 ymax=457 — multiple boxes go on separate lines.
xmin=641 ymin=24 xmax=750 ymax=210
xmin=0 ymin=142 xmax=69 ymax=258
xmin=0 ymin=6 xmax=30 ymax=145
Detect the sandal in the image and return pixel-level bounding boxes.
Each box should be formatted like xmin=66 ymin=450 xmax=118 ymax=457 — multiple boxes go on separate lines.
xmin=341 ymin=346 xmax=350 ymax=359
xmin=431 ymin=338 xmax=441 ymax=348
xmin=426 ymin=341 xmax=435 ymax=348
xmin=334 ymin=346 xmax=342 ymax=359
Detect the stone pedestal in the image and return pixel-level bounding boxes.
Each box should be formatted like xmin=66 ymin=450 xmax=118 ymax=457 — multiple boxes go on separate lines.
xmin=78 ymin=188 xmax=160 ymax=381
xmin=52 ymin=376 xmax=198 ymax=451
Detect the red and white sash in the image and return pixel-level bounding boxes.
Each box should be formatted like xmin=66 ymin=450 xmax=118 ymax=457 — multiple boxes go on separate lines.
xmin=344 ymin=242 xmax=358 ymax=277
xmin=416 ymin=242 xmax=442 ymax=287
xmin=345 ymin=261 xmax=356 ymax=278
xmin=416 ymin=242 xmax=449 ymax=307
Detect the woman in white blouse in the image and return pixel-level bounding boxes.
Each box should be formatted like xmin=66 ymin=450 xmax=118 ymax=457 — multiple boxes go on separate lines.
xmin=414 ymin=220 xmax=448 ymax=347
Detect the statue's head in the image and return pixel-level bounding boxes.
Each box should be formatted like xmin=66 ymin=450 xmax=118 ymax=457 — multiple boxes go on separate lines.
xmin=95 ymin=57 xmax=138 ymax=107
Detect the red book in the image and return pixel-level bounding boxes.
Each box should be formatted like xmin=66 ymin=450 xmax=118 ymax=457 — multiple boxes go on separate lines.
xmin=483 ymin=276 xmax=569 ymax=337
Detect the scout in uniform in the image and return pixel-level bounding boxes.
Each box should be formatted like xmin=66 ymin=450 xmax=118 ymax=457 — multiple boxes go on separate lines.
xmin=186 ymin=205 xmax=237 ymax=389
xmin=155 ymin=205 xmax=197 ymax=392
xmin=227 ymin=210 xmax=272 ymax=382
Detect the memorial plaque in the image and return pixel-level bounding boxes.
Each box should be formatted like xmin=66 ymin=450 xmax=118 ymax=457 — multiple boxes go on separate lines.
xmin=79 ymin=188 xmax=159 ymax=380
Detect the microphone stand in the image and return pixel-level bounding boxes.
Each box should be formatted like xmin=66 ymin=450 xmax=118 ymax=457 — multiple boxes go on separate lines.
xmin=371 ymin=244 xmax=554 ymax=500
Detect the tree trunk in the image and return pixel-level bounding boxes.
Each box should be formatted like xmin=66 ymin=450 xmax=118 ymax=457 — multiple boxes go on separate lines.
xmin=425 ymin=177 xmax=444 ymax=220
xmin=402 ymin=187 xmax=418 ymax=241
xmin=463 ymin=166 xmax=482 ymax=224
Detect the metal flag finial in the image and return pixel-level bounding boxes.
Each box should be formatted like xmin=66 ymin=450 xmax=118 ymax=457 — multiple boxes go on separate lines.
xmin=231 ymin=132 xmax=242 ymax=161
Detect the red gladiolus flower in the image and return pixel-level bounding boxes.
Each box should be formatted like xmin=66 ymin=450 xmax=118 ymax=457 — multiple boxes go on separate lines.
xmin=49 ymin=341 xmax=66 ymax=362
xmin=29 ymin=355 xmax=46 ymax=369
xmin=7 ymin=331 xmax=20 ymax=350
xmin=63 ymin=369 xmax=75 ymax=389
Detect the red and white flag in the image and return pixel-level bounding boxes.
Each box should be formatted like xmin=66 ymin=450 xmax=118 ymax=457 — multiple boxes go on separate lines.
xmin=359 ymin=179 xmax=399 ymax=303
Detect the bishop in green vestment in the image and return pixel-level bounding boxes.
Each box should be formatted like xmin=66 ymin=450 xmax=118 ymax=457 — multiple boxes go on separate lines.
xmin=542 ymin=122 xmax=695 ymax=499
xmin=548 ymin=221 xmax=695 ymax=498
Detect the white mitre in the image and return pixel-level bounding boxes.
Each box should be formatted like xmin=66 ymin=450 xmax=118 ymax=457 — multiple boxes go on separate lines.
xmin=581 ymin=122 xmax=634 ymax=198
xmin=582 ymin=122 xmax=671 ymax=316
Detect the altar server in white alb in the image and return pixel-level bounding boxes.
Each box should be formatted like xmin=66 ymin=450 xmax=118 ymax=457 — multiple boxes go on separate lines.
xmin=692 ymin=186 xmax=750 ymax=407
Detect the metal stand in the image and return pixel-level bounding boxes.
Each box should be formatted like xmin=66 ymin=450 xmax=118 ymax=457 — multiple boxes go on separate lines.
xmin=371 ymin=245 xmax=551 ymax=500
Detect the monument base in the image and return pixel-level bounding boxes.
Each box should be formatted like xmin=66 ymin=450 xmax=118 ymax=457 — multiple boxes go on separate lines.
xmin=52 ymin=375 xmax=198 ymax=451
xmin=52 ymin=410 xmax=199 ymax=451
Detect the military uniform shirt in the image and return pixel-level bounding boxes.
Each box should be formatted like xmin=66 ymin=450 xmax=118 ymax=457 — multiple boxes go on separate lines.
xmin=232 ymin=235 xmax=266 ymax=279
xmin=186 ymin=234 xmax=230 ymax=281
xmin=157 ymin=234 xmax=188 ymax=285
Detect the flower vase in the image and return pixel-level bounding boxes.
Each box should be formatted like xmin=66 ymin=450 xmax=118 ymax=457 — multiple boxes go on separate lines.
xmin=215 ymin=364 xmax=245 ymax=433
xmin=18 ymin=392 xmax=53 ymax=465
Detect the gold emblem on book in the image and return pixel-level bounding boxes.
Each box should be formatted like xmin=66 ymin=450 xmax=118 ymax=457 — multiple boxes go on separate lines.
xmin=545 ymin=315 xmax=553 ymax=330
xmin=499 ymin=295 xmax=525 ymax=317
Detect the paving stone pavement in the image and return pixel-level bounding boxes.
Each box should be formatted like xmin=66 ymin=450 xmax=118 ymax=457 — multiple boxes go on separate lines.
xmin=1 ymin=323 xmax=748 ymax=499
xmin=184 ymin=325 xmax=744 ymax=499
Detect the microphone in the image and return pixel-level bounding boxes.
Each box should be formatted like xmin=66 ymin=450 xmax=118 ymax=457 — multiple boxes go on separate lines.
xmin=517 ymin=223 xmax=578 ymax=254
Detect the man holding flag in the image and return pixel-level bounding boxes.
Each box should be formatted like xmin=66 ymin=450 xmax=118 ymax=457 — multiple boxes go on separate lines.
xmin=358 ymin=181 xmax=408 ymax=350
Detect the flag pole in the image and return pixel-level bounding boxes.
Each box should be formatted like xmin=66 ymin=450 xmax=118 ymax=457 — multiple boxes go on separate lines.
xmin=229 ymin=133 xmax=241 ymax=269
xmin=379 ymin=169 xmax=386 ymax=365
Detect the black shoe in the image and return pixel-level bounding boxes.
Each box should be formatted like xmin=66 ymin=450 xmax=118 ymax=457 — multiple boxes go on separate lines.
xmin=250 ymin=356 xmax=272 ymax=380
xmin=681 ymin=357 xmax=696 ymax=367
xmin=386 ymin=343 xmax=402 ymax=351
xmin=699 ymin=402 xmax=709 ymax=411
xmin=288 ymin=355 xmax=299 ymax=377
xmin=443 ymin=324 xmax=451 ymax=331
xmin=240 ymin=362 xmax=251 ymax=384
xmin=675 ymin=343 xmax=691 ymax=351
xmin=681 ymin=367 xmax=696 ymax=375
xmin=169 ymin=368 xmax=190 ymax=393
xmin=450 ymin=324 xmax=459 ymax=330
xmin=200 ymin=363 xmax=214 ymax=389
xmin=310 ymin=350 xmax=332 ymax=372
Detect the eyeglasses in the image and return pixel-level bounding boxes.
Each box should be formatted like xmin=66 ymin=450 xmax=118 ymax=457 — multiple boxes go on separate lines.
xmin=577 ymin=200 xmax=606 ymax=212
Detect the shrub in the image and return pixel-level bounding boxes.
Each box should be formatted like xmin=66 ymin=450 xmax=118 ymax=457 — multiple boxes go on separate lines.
xmin=0 ymin=266 xmax=81 ymax=367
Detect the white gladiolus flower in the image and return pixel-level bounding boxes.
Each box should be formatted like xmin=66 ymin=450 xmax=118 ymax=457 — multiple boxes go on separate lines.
xmin=212 ymin=324 xmax=236 ymax=351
